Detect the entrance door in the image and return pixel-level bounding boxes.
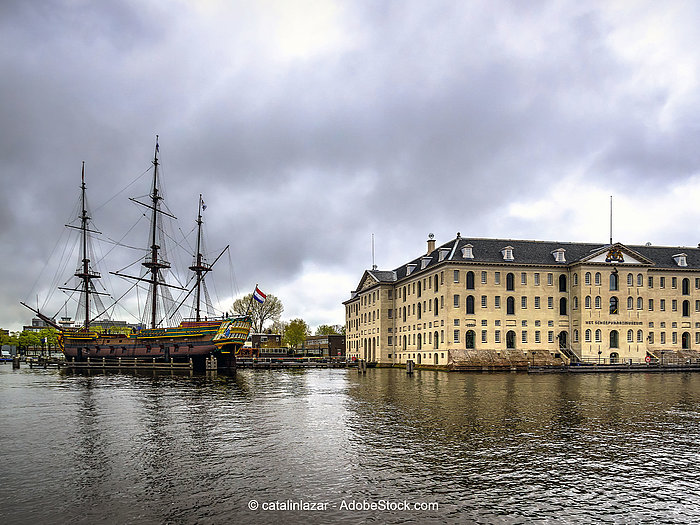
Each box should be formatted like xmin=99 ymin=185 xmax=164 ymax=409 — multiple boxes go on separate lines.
xmin=506 ymin=330 xmax=516 ymax=349
xmin=558 ymin=331 xmax=567 ymax=349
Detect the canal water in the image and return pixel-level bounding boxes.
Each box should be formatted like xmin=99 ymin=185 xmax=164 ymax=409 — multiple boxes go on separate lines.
xmin=1 ymin=365 xmax=699 ymax=524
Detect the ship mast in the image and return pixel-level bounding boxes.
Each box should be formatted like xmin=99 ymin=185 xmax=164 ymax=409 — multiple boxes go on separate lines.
xmin=189 ymin=194 xmax=212 ymax=321
xmin=142 ymin=136 xmax=171 ymax=329
xmin=74 ymin=162 xmax=101 ymax=330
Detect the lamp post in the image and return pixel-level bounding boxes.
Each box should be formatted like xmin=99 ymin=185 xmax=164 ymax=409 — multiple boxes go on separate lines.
xmin=598 ymin=349 xmax=602 ymax=365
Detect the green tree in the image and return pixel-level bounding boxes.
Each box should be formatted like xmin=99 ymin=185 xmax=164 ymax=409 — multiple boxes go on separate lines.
xmin=315 ymin=324 xmax=342 ymax=336
xmin=283 ymin=318 xmax=310 ymax=351
xmin=232 ymin=293 xmax=284 ymax=333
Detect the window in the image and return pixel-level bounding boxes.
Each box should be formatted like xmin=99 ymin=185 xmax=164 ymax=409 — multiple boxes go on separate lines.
xmin=660 ymin=277 xmax=665 ymax=288
xmin=388 ymin=309 xmax=393 ymax=319
xmin=548 ymin=331 xmax=554 ymax=343
xmin=495 ymin=296 xmax=501 ymax=308
xmin=494 ymin=272 xmax=501 ymax=285
xmin=649 ymin=332 xmax=654 ymax=344
xmin=585 ymin=329 xmax=591 ymax=342
xmin=481 ymin=330 xmax=487 ymax=344
xmin=506 ymin=273 xmax=515 ymax=291
xmin=548 ymin=296 xmax=553 ymax=309
xmin=637 ymin=297 xmax=643 ymax=310
xmin=454 ymin=294 xmax=460 ymax=307
xmin=627 ymin=273 xmax=633 ymax=286
xmin=696 ymin=278 xmax=700 ymax=289
xmin=627 ymin=296 xmax=633 ymax=310
xmin=434 ymin=298 xmax=438 ymax=315
xmin=573 ymin=296 xmax=578 ymax=309
xmin=595 ymin=272 xmax=601 ymax=286
xmin=661 ymin=332 xmax=666 ymax=344
xmin=466 ymin=295 xmax=475 ymax=315
xmin=627 ymin=329 xmax=633 ymax=343
xmin=559 ymin=275 xmax=567 ymax=292
xmin=585 ymin=272 xmax=591 ymax=285
xmin=610 ymin=272 xmax=618 ymax=291
xmin=481 ymin=271 xmax=487 ymax=284
xmin=683 ymin=300 xmax=690 ymax=317
xmin=637 ymin=274 xmax=643 ymax=287
xmin=683 ymin=278 xmax=690 ymax=295
xmin=696 ymin=300 xmax=700 ymax=312
xmin=454 ymin=270 xmax=460 ymax=283
xmin=465 ymin=330 xmax=475 ymax=349
xmin=672 ymin=300 xmax=677 ymax=312
xmin=434 ymin=274 xmax=438 ymax=292
xmin=417 ymin=281 xmax=421 ymax=298
xmin=535 ymin=331 xmax=541 ymax=343
xmin=522 ymin=331 xmax=528 ymax=343
xmin=595 ymin=329 xmax=602 ymax=343
xmin=609 ymin=296 xmax=618 ymax=315
xmin=573 ymin=329 xmax=579 ymax=343
xmin=547 ymin=273 xmax=553 ymax=286
xmin=672 ymin=277 xmax=677 ymax=289
xmin=507 ymin=297 xmax=515 ymax=315
xmin=534 ymin=273 xmax=540 ymax=286
xmin=466 ymin=271 xmax=475 ymax=290
xmin=495 ymin=330 xmax=501 ymax=343
xmin=649 ymin=299 xmax=654 ymax=311
xmin=585 ymin=296 xmax=591 ymax=309
xmin=535 ymin=296 xmax=541 ymax=309
xmin=637 ymin=330 xmax=643 ymax=343
xmin=417 ymin=303 xmax=422 ymax=320
xmin=560 ymin=297 xmax=567 ymax=315
xmin=521 ymin=296 xmax=528 ymax=309
xmin=595 ymin=296 xmax=601 ymax=309
xmin=648 ymin=276 xmax=653 ymax=288
xmin=454 ymin=330 xmax=460 ymax=343
xmin=502 ymin=246 xmax=514 ymax=261
xmin=573 ymin=273 xmax=578 ymax=286
xmin=610 ymin=330 xmax=619 ymax=348
xmin=481 ymin=295 xmax=487 ymax=308
xmin=673 ymin=332 xmax=678 ymax=345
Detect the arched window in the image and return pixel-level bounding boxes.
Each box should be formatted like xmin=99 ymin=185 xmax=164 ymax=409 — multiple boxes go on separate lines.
xmin=559 ymin=274 xmax=567 ymax=292
xmin=610 ymin=352 xmax=619 ymax=364
xmin=465 ymin=330 xmax=475 ymax=349
xmin=595 ymin=329 xmax=602 ymax=343
xmin=573 ymin=329 xmax=579 ymax=342
xmin=434 ymin=298 xmax=438 ymax=316
xmin=417 ymin=333 xmax=422 ymax=350
xmin=402 ymin=306 xmax=406 ymax=321
xmin=610 ymin=272 xmax=618 ymax=291
xmin=507 ymin=296 xmax=515 ymax=315
xmin=610 ymin=296 xmax=618 ymax=314
xmin=403 ymin=335 xmax=407 ymax=349
xmin=573 ymin=273 xmax=578 ymax=286
xmin=683 ymin=300 xmax=690 ymax=317
xmin=595 ymin=272 xmax=601 ymax=285
xmin=627 ymin=273 xmax=633 ymax=286
xmin=637 ymin=274 xmax=643 ymax=286
xmin=506 ymin=273 xmax=515 ymax=291
xmin=637 ymin=330 xmax=643 ymax=343
xmin=418 ymin=281 xmax=422 ymax=298
xmin=585 ymin=296 xmax=591 ymax=309
xmin=506 ymin=330 xmax=516 ymax=349
xmin=466 ymin=295 xmax=475 ymax=315
xmin=434 ymin=274 xmax=438 ymax=293
xmin=683 ymin=278 xmax=690 ymax=295
xmin=637 ymin=297 xmax=643 ymax=310
xmin=627 ymin=296 xmax=633 ymax=310
xmin=627 ymin=329 xmax=633 ymax=343
xmin=595 ymin=296 xmax=601 ymax=309
xmin=466 ymin=271 xmax=475 ymax=290
xmin=560 ymin=297 xmax=567 ymax=315
xmin=403 ymin=286 xmax=407 ymax=301
xmin=682 ymin=332 xmax=690 ymax=350
xmin=573 ymin=297 xmax=578 ymax=309
xmin=585 ymin=329 xmax=591 ymax=342
xmin=610 ymin=330 xmax=619 ymax=348
xmin=585 ymin=272 xmax=591 ymax=285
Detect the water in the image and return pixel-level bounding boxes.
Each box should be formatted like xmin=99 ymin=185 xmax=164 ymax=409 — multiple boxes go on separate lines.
xmin=1 ymin=365 xmax=699 ymax=524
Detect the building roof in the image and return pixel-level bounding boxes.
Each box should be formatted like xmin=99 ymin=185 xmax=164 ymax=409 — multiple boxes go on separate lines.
xmin=347 ymin=235 xmax=700 ymax=298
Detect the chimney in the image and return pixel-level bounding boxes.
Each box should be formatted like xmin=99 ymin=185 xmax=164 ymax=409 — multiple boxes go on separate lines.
xmin=427 ymin=233 xmax=435 ymax=254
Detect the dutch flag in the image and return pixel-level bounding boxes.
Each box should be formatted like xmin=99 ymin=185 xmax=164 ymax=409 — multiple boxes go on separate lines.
xmin=253 ymin=286 xmax=266 ymax=303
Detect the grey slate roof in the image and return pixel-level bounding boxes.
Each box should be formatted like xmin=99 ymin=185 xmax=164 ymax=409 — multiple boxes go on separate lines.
xmin=364 ymin=236 xmax=700 ymax=286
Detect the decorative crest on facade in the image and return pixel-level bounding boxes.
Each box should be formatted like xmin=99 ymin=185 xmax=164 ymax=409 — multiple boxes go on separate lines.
xmin=605 ymin=247 xmax=624 ymax=263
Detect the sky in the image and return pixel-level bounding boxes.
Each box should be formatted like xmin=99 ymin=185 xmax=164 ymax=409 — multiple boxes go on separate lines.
xmin=2 ymin=0 xmax=700 ymax=333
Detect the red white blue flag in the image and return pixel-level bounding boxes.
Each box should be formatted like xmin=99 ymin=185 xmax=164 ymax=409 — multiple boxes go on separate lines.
xmin=253 ymin=286 xmax=266 ymax=303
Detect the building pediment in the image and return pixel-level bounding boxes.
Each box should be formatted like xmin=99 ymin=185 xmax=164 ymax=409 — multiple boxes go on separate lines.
xmin=357 ymin=271 xmax=379 ymax=292
xmin=578 ymin=243 xmax=653 ymax=265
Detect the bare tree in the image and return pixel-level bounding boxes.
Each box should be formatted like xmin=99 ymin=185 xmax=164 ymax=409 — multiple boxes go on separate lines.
xmin=231 ymin=293 xmax=284 ymax=333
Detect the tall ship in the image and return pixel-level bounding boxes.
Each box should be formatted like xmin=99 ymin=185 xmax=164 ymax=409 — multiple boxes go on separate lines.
xmin=22 ymin=138 xmax=252 ymax=370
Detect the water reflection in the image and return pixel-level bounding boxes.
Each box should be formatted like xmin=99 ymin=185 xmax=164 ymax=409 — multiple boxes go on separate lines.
xmin=1 ymin=366 xmax=700 ymax=524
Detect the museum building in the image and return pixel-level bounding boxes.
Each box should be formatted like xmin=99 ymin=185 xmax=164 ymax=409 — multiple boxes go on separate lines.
xmin=343 ymin=234 xmax=700 ymax=367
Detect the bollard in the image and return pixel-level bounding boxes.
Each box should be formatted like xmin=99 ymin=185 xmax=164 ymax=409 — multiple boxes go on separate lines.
xmin=406 ymin=359 xmax=414 ymax=374
xmin=12 ymin=356 xmax=20 ymax=369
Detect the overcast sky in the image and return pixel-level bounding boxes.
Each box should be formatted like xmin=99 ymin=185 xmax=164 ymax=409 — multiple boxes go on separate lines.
xmin=2 ymin=0 xmax=700 ymax=332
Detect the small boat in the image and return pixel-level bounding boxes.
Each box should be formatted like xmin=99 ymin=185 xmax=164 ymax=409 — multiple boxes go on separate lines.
xmin=22 ymin=138 xmax=252 ymax=370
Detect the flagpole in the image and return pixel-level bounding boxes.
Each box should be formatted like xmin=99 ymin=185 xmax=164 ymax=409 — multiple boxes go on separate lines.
xmin=247 ymin=284 xmax=258 ymax=316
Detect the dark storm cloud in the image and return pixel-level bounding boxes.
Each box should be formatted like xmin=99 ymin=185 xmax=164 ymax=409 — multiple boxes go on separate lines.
xmin=2 ymin=0 xmax=700 ymax=329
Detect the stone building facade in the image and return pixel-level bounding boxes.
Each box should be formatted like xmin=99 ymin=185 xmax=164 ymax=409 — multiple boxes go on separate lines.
xmin=344 ymin=234 xmax=700 ymax=367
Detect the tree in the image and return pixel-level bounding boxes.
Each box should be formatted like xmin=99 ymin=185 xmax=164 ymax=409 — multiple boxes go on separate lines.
xmin=315 ymin=324 xmax=342 ymax=336
xmin=283 ymin=318 xmax=310 ymax=351
xmin=269 ymin=319 xmax=288 ymax=336
xmin=231 ymin=293 xmax=284 ymax=333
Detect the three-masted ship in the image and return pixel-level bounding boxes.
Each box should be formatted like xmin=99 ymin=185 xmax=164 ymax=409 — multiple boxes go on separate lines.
xmin=22 ymin=138 xmax=251 ymax=370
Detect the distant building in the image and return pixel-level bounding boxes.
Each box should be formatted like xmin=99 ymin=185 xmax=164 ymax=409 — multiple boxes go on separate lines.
xmin=304 ymin=335 xmax=346 ymax=358
xmin=243 ymin=333 xmax=282 ymax=348
xmin=344 ymin=234 xmax=700 ymax=367
xmin=22 ymin=317 xmax=56 ymax=333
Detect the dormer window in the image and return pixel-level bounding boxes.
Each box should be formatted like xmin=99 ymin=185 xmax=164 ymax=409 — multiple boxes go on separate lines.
xmin=421 ymin=257 xmax=431 ymax=270
xmin=406 ymin=263 xmax=417 ymax=275
xmin=501 ymin=246 xmax=514 ymax=261
xmin=438 ymin=248 xmax=450 ymax=262
xmin=673 ymin=253 xmax=688 ymax=267
xmin=461 ymin=244 xmax=474 ymax=259
xmin=552 ymin=248 xmax=566 ymax=263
